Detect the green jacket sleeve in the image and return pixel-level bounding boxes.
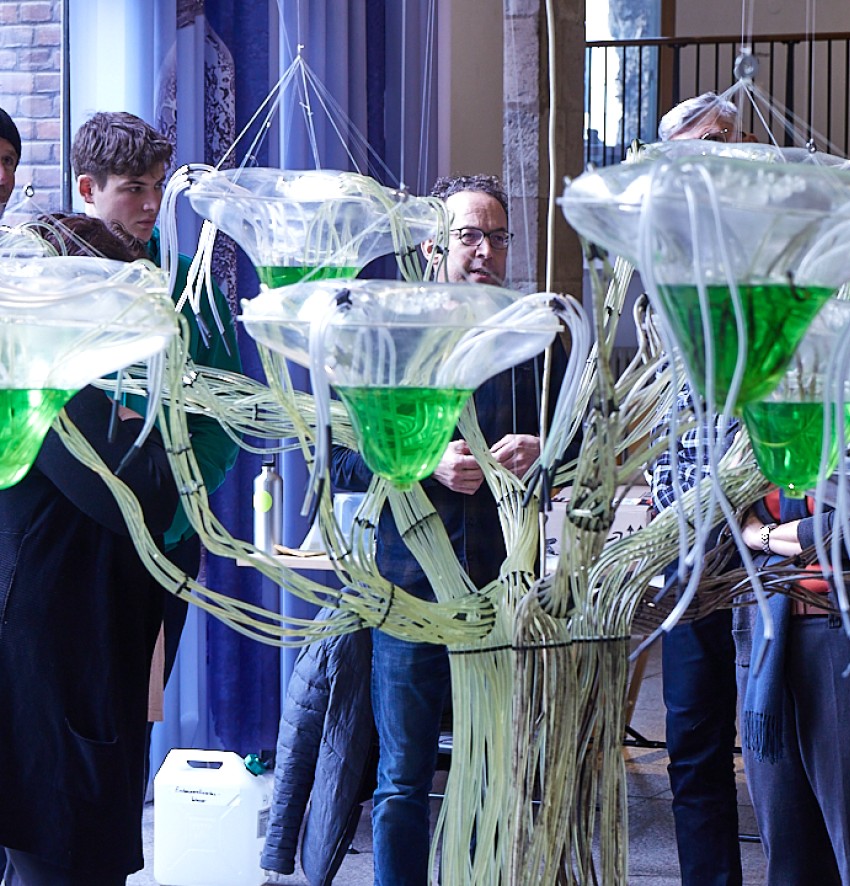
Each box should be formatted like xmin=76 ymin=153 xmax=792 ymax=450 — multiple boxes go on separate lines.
xmin=138 ymin=231 xmax=243 ymax=550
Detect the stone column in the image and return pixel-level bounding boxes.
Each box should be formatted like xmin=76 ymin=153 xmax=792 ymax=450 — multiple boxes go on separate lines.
xmin=504 ymin=0 xmax=585 ymax=300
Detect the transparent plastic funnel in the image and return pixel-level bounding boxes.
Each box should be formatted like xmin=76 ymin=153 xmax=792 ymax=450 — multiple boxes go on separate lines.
xmin=560 ymin=145 xmax=850 ymax=409
xmin=0 ymin=256 xmax=176 ymax=488
xmin=186 ymin=168 xmax=441 ymax=287
xmin=242 ymin=279 xmax=561 ymax=487
xmin=743 ymin=298 xmax=850 ymax=497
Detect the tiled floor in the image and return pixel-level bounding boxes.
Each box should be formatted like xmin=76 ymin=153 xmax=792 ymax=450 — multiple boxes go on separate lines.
xmin=130 ymin=639 xmax=767 ymax=885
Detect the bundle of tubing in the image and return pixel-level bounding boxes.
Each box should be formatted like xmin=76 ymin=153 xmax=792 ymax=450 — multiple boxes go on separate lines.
xmin=50 ymin=30 xmax=850 ymax=877
xmin=76 ymin=233 xmax=778 ymax=883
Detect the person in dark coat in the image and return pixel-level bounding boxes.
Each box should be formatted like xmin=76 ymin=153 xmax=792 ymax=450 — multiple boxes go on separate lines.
xmin=261 ymin=611 xmax=375 ymax=885
xmin=0 ymin=101 xmax=21 ymax=886
xmin=0 ymin=222 xmax=180 ymax=884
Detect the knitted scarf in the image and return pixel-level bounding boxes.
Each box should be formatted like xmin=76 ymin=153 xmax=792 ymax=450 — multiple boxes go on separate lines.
xmin=742 ymin=589 xmax=791 ymax=764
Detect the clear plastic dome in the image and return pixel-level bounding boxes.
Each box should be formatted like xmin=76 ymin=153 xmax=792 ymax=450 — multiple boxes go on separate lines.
xmin=186 ymin=168 xmax=441 ymax=286
xmin=242 ymin=279 xmax=561 ymax=487
xmin=0 ymin=256 xmax=176 ymax=488
xmin=743 ymin=298 xmax=850 ymax=496
xmin=561 ymin=147 xmax=850 ymax=408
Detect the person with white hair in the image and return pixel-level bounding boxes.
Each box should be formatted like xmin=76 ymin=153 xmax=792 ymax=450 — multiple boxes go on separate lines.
xmin=651 ymin=91 xmax=752 ymax=886
xmin=657 ymin=91 xmax=742 ymax=143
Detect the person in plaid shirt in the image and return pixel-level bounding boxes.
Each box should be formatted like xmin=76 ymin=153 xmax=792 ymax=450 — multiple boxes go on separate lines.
xmin=649 ymin=89 xmax=751 ymax=886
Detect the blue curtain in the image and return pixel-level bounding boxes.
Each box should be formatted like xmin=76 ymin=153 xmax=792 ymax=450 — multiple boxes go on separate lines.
xmin=200 ymin=0 xmax=283 ymax=758
xmin=152 ymin=0 xmax=438 ymax=765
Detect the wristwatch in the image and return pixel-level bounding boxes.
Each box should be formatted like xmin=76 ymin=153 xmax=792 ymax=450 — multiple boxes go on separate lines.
xmin=760 ymin=522 xmax=777 ymax=554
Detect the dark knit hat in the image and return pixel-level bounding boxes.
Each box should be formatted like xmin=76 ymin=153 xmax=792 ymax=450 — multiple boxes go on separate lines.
xmin=0 ymin=107 xmax=21 ymax=162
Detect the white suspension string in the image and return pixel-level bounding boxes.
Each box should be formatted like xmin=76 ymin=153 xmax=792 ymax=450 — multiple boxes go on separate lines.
xmin=399 ymin=0 xmax=408 ymax=190
xmin=416 ymin=0 xmax=437 ymax=195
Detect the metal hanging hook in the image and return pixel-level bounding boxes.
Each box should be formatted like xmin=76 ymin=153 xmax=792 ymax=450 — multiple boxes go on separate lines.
xmin=734 ymin=46 xmax=759 ymax=83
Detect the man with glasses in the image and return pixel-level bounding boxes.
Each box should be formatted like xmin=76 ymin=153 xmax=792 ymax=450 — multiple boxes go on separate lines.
xmin=424 ymin=175 xmax=513 ymax=287
xmin=331 ymin=173 xmax=572 ymax=884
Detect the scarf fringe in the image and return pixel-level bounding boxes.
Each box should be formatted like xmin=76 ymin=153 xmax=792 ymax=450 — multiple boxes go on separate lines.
xmin=743 ymin=709 xmax=783 ymax=763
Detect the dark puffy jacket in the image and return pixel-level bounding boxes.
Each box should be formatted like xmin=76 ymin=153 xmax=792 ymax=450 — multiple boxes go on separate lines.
xmin=261 ymin=612 xmax=375 ymax=884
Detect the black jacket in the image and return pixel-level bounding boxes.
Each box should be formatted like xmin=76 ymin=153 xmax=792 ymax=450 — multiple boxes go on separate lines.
xmin=0 ymin=387 xmax=178 ymax=876
xmin=261 ymin=612 xmax=375 ymax=885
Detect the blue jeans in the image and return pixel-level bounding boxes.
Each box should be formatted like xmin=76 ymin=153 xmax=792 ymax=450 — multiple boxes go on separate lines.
xmin=744 ymin=614 xmax=850 ymax=885
xmin=370 ymin=629 xmax=450 ymax=886
xmin=662 ymin=606 xmax=742 ymax=886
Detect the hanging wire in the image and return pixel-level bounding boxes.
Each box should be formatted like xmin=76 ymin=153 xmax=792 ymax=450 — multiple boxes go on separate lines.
xmin=399 ymin=0 xmax=408 ymax=190
xmin=543 ymin=0 xmax=558 ymax=295
xmin=806 ymin=0 xmax=817 ymax=145
xmin=416 ymin=0 xmax=437 ymax=195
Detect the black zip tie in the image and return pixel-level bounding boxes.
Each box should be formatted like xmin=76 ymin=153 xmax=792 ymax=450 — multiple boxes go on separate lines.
xmin=449 ymin=634 xmax=631 ymax=657
xmin=178 ymin=480 xmax=206 ymax=498
xmin=374 ymin=584 xmax=395 ymax=631
xmin=513 ymin=640 xmax=574 ymax=652
xmin=449 ymin=643 xmax=513 ymax=656
xmin=353 ymin=516 xmax=376 ymax=531
xmin=521 ymin=464 xmax=541 ymax=509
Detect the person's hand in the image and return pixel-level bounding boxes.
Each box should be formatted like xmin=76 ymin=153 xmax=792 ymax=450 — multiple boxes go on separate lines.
xmin=432 ymin=439 xmax=484 ymax=495
xmin=490 ymin=433 xmax=540 ymax=479
xmin=741 ymin=510 xmax=765 ymax=552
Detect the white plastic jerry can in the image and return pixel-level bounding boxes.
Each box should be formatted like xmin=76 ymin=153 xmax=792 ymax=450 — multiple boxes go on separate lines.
xmin=153 ymin=748 xmax=273 ymax=886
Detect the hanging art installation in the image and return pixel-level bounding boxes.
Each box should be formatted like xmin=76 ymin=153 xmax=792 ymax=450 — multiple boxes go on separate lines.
xmin=4 ymin=6 xmax=850 ymax=884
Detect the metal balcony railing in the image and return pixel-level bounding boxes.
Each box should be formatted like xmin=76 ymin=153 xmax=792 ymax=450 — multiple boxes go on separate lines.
xmin=585 ymin=32 xmax=850 ymax=167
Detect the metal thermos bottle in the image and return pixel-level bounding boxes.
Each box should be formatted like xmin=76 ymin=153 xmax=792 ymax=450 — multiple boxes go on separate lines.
xmin=253 ymin=455 xmax=283 ymax=553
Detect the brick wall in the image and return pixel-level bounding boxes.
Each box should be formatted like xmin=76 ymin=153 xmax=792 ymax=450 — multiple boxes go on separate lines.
xmin=0 ymin=0 xmax=63 ymax=215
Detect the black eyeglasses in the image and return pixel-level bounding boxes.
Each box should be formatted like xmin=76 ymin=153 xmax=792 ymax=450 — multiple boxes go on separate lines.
xmin=450 ymin=226 xmax=513 ymax=250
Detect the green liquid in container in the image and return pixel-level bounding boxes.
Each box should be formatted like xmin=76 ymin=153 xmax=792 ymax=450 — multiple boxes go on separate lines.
xmin=257 ymin=265 xmax=359 ymax=288
xmin=743 ymin=399 xmax=850 ymax=497
xmin=0 ymin=389 xmax=76 ymax=489
xmin=656 ymin=282 xmax=834 ymax=409
xmin=336 ymin=385 xmax=474 ymax=488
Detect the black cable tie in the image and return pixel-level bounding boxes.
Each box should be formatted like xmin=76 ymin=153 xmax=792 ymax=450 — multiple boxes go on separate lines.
xmin=374 ymin=584 xmax=395 ymax=631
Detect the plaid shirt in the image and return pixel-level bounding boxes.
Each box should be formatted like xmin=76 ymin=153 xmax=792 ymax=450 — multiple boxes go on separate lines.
xmin=651 ymin=382 xmax=739 ymax=513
